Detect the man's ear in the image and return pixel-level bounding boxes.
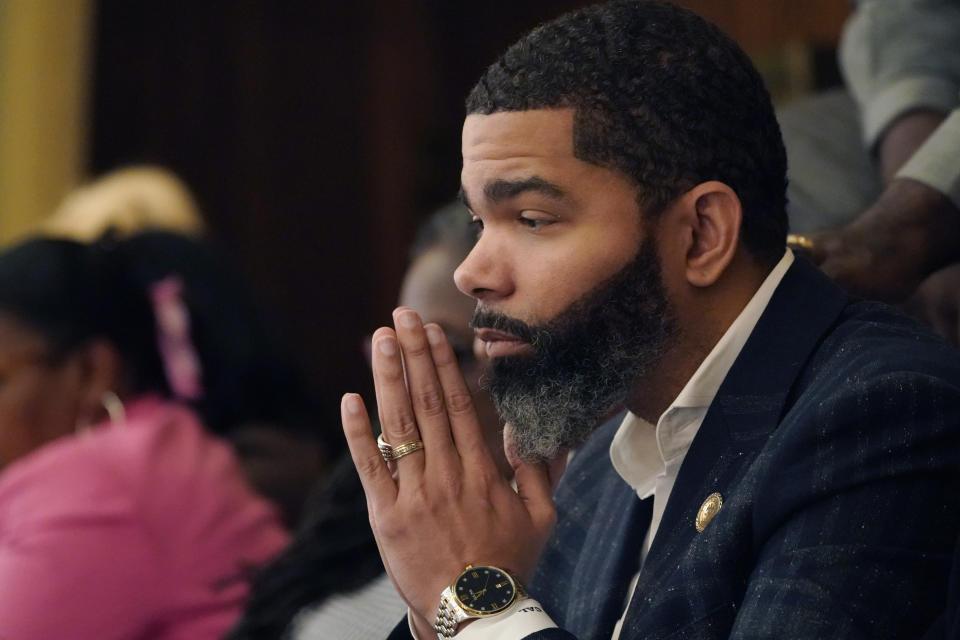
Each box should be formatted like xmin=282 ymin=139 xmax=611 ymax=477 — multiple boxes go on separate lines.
xmin=672 ymin=181 xmax=742 ymax=288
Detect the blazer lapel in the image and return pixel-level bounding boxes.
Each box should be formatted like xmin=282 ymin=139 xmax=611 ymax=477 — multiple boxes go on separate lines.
xmin=564 ymin=486 xmax=652 ymax=638
xmin=532 ymin=413 xmax=652 ymax=640
xmin=620 ymin=257 xmax=849 ymax=638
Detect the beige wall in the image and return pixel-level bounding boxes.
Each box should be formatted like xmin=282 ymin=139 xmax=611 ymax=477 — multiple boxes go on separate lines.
xmin=0 ymin=0 xmax=92 ymax=244
xmin=678 ymin=0 xmax=851 ymax=104
xmin=679 ymin=0 xmax=850 ymax=54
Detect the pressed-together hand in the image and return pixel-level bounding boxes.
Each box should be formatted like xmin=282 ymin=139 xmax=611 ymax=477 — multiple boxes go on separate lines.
xmin=341 ymin=307 xmax=563 ymax=638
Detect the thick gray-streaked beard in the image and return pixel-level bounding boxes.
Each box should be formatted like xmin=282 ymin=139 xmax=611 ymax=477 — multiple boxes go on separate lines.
xmin=472 ymin=240 xmax=676 ymax=462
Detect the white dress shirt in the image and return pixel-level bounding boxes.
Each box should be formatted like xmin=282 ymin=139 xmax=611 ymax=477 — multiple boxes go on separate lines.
xmin=422 ymin=250 xmax=794 ymax=640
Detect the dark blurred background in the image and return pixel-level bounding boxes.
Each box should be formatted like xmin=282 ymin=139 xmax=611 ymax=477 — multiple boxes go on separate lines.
xmin=0 ymin=0 xmax=850 ymax=449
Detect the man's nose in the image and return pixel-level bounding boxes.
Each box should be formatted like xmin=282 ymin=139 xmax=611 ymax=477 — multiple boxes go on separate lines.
xmin=454 ymin=238 xmax=513 ymax=302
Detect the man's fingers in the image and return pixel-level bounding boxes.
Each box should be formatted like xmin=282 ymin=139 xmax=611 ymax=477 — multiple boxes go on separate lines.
xmin=371 ymin=327 xmax=426 ymax=476
xmin=392 ymin=309 xmax=459 ymax=469
xmin=341 ymin=393 xmax=397 ymax=507
xmin=425 ymin=321 xmax=496 ymax=471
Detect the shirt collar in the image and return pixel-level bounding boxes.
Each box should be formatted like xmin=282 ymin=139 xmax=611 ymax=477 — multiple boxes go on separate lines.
xmin=609 ymin=249 xmax=795 ymax=496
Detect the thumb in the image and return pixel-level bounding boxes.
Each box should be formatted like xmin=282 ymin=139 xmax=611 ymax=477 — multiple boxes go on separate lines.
xmin=503 ymin=423 xmax=568 ymax=490
xmin=504 ymin=424 xmax=560 ymax=528
xmin=545 ymin=449 xmax=568 ymax=492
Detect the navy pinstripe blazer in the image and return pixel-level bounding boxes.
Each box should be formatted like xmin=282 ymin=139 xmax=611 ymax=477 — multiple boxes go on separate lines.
xmin=391 ymin=257 xmax=960 ymax=639
xmin=527 ymin=257 xmax=960 ymax=639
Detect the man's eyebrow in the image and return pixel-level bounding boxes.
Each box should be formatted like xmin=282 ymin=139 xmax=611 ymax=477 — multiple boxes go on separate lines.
xmin=483 ymin=176 xmax=566 ymax=204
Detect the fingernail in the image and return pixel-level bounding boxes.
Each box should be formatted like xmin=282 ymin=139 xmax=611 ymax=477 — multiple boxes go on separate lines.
xmin=343 ymin=394 xmax=362 ymax=415
xmin=398 ymin=310 xmax=419 ymax=329
xmin=426 ymin=324 xmax=443 ymax=345
xmin=377 ymin=337 xmax=397 ymax=355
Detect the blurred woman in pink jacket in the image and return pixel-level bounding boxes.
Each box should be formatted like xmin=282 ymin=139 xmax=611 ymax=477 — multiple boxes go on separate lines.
xmin=0 ymin=232 xmax=296 ymax=639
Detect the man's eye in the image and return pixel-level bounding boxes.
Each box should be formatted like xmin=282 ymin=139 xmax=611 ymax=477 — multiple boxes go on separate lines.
xmin=519 ymin=215 xmax=552 ymax=229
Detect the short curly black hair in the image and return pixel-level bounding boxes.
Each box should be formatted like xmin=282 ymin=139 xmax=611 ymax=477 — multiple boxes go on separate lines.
xmin=467 ymin=0 xmax=788 ymax=265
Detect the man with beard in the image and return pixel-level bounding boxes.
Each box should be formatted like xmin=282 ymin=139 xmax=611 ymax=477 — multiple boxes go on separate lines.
xmin=473 ymin=237 xmax=671 ymax=463
xmin=341 ymin=2 xmax=960 ymax=639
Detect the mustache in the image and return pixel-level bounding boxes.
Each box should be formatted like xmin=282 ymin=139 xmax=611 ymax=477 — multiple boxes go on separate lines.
xmin=470 ymin=309 xmax=539 ymax=345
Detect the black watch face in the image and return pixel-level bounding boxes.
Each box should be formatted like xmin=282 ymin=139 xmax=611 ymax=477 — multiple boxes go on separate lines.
xmin=454 ymin=566 xmax=517 ymax=615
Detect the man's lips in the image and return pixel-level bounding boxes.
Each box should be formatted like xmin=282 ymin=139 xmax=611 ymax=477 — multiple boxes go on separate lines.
xmin=474 ymin=328 xmax=534 ymax=358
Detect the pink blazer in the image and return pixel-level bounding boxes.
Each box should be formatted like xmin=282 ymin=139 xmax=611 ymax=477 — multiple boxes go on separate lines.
xmin=0 ymin=396 xmax=289 ymax=639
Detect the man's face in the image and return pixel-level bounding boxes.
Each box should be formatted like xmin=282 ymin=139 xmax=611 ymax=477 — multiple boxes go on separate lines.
xmin=457 ymin=109 xmax=677 ymax=460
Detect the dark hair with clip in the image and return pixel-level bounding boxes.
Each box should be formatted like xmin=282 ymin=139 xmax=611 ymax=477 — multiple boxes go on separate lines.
xmin=0 ymin=231 xmax=320 ymax=440
xmin=0 ymin=233 xmax=167 ymax=393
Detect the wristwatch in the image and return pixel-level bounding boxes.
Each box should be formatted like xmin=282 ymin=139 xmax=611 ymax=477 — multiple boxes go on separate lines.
xmin=433 ymin=564 xmax=526 ymax=638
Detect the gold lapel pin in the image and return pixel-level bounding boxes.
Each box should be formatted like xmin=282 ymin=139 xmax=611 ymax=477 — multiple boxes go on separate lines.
xmin=695 ymin=492 xmax=723 ymax=532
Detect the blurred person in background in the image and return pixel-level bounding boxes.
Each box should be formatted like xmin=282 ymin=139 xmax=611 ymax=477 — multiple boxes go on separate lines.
xmin=113 ymin=230 xmax=329 ymax=527
xmin=781 ymin=0 xmax=960 ymax=343
xmin=38 ymin=165 xmax=327 ymax=525
xmin=227 ymin=202 xmax=506 ymax=640
xmin=0 ymin=230 xmax=311 ymax=639
xmin=42 ymin=164 xmax=207 ymax=240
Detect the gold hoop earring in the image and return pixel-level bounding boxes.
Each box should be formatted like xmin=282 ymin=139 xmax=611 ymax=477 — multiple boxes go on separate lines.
xmin=75 ymin=391 xmax=127 ymax=435
xmin=101 ymin=391 xmax=127 ymax=427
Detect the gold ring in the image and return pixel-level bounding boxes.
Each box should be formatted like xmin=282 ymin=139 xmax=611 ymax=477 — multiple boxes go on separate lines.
xmin=378 ymin=433 xmax=424 ymax=462
xmin=786 ymin=233 xmax=814 ymax=252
